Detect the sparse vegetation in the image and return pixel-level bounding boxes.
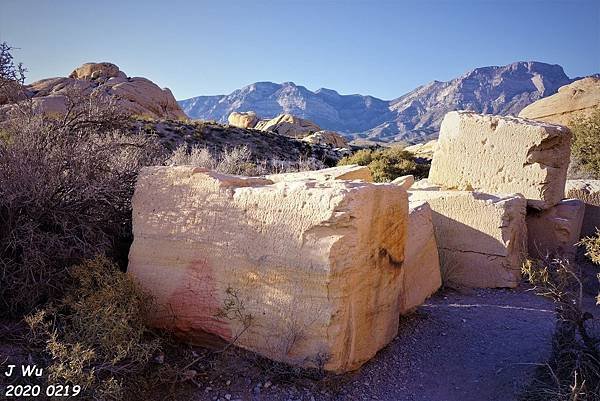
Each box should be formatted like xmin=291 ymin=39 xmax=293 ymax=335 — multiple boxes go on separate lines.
xmin=337 ymin=146 xmax=430 ymax=182
xmin=521 ymin=256 xmax=600 ymax=401
xmin=569 ymin=108 xmax=600 ymax=179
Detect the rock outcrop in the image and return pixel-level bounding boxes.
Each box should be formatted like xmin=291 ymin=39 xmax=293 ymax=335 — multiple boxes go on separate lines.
xmin=128 ymin=166 xmax=408 ymax=373
xmin=519 ymin=77 xmax=600 ymax=126
xmin=7 ymin=62 xmax=187 ymax=120
xmin=265 ymin=164 xmax=372 ymax=183
xmin=255 ymin=113 xmax=321 ymax=138
xmin=409 ymin=185 xmax=527 ymax=288
xmin=228 ymin=111 xmax=258 ymax=129
xmin=302 ymin=130 xmax=349 ymax=148
xmin=404 ymin=140 xmax=438 ymax=160
xmin=566 ymin=180 xmax=600 ymax=237
xmin=527 ymin=199 xmax=585 ymax=259
xmin=400 ymin=201 xmax=442 ymax=313
xmin=429 ymin=111 xmax=571 ymax=209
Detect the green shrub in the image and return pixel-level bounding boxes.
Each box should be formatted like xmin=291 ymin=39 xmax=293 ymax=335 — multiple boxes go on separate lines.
xmin=570 ymin=108 xmax=600 ymax=179
xmin=338 ymin=146 xmax=430 ymax=182
xmin=26 ymin=256 xmax=162 ymax=400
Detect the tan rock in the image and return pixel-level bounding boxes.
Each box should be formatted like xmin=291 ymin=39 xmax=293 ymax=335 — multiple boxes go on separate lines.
xmin=392 ymin=175 xmax=415 ymax=191
xmin=527 ymin=199 xmax=585 ymax=259
xmin=69 ymin=62 xmax=125 ymax=80
xmin=404 ymin=139 xmax=438 ymax=160
xmin=10 ymin=62 xmax=187 ymax=120
xmin=302 ymin=130 xmax=349 ymax=148
xmin=399 ymin=201 xmax=441 ymax=314
xmin=409 ymin=187 xmax=527 ymax=288
xmin=255 ymin=113 xmax=321 ymax=138
xmin=128 ymin=166 xmax=408 ymax=373
xmin=566 ymin=179 xmax=600 ymax=237
xmin=228 ymin=111 xmax=259 ymax=129
xmin=519 ymin=77 xmax=600 ymax=126
xmin=429 ymin=111 xmax=571 ymax=209
xmin=266 ymin=165 xmax=372 ymax=183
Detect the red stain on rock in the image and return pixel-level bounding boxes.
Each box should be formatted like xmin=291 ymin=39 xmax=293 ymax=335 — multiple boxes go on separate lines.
xmin=166 ymin=257 xmax=233 ymax=343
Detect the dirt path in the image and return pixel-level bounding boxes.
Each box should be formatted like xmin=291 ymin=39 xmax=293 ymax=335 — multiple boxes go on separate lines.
xmin=195 ymin=286 xmax=556 ymax=401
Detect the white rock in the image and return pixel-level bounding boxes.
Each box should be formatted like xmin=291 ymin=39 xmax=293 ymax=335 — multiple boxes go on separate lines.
xmin=429 ymin=111 xmax=572 ymax=209
xmin=565 ymin=179 xmax=600 ymax=237
xmin=128 ymin=166 xmax=408 ymax=373
xmin=266 ymin=165 xmax=372 ymax=183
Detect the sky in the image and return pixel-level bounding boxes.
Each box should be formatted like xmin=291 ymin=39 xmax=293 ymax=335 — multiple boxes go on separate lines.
xmin=1 ymin=0 xmax=599 ymax=101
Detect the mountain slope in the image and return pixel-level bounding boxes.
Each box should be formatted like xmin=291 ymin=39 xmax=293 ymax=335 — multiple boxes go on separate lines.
xmin=179 ymin=61 xmax=576 ymax=143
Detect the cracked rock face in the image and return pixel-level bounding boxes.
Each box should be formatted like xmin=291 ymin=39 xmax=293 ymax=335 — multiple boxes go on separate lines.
xmin=409 ymin=185 xmax=527 ymax=288
xmin=527 ymin=199 xmax=585 ymax=260
xmin=128 ymin=166 xmax=407 ymax=373
xmin=400 ymin=201 xmax=442 ymax=314
xmin=429 ymin=111 xmax=572 ymax=210
xmin=566 ymin=179 xmax=600 ymax=237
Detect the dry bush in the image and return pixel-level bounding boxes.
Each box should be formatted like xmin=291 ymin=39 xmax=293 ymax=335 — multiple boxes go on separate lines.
xmin=569 ymin=108 xmax=600 ymax=179
xmin=338 ymin=145 xmax=430 ymax=182
xmin=521 ymin=258 xmax=600 ymax=401
xmin=0 ymin=48 xmax=165 ymax=315
xmin=25 ymin=256 xmax=164 ymax=400
xmin=579 ymin=230 xmax=600 ymax=266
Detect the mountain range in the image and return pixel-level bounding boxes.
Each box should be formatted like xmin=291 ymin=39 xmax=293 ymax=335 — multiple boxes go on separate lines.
xmin=178 ymin=62 xmax=580 ymax=143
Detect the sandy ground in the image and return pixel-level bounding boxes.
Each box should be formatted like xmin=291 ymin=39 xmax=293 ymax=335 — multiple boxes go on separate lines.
xmin=191 ymin=286 xmax=557 ymax=401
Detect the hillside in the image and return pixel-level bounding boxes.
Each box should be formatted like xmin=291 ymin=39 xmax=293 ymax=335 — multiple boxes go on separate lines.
xmin=179 ymin=61 xmax=575 ymax=143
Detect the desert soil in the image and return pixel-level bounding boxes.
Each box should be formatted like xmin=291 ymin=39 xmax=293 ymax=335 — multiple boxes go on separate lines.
xmin=193 ymin=286 xmax=557 ymax=401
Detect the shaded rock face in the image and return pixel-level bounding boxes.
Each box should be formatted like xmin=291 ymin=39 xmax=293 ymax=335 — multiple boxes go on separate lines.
xmin=409 ymin=184 xmax=527 ymax=289
xmin=519 ymin=77 xmax=600 ymax=126
xmin=128 ymin=166 xmax=408 ymax=373
xmin=400 ymin=201 xmax=441 ymax=313
xmin=566 ymin=179 xmax=600 ymax=237
xmin=527 ymin=199 xmax=585 ymax=259
xmin=7 ymin=62 xmax=186 ymax=120
xmin=429 ymin=111 xmax=572 ymax=210
xmin=179 ymin=61 xmax=574 ymax=143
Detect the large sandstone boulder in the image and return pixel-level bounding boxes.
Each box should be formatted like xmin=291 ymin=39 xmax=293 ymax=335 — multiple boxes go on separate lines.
xmin=527 ymin=199 xmax=585 ymax=259
xmin=409 ymin=185 xmax=527 ymax=288
xmin=266 ymin=164 xmax=372 ymax=183
xmin=302 ymin=130 xmax=349 ymax=148
xmin=5 ymin=62 xmax=187 ymax=120
xmin=566 ymin=179 xmax=600 ymax=237
xmin=400 ymin=201 xmax=442 ymax=314
xmin=128 ymin=166 xmax=408 ymax=373
xmin=255 ymin=113 xmax=321 ymax=138
xmin=519 ymin=77 xmax=600 ymax=126
xmin=228 ymin=111 xmax=258 ymax=129
xmin=429 ymin=111 xmax=571 ymax=209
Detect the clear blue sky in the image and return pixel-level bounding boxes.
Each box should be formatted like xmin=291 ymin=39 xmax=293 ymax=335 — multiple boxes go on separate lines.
xmin=1 ymin=0 xmax=598 ymax=100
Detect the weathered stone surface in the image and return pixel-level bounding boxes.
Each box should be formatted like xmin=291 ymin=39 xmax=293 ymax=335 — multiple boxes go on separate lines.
xmin=302 ymin=130 xmax=349 ymax=148
xmin=566 ymin=179 xmax=600 ymax=237
xmin=266 ymin=165 xmax=372 ymax=183
xmin=527 ymin=199 xmax=585 ymax=259
xmin=255 ymin=113 xmax=321 ymax=138
xmin=519 ymin=77 xmax=600 ymax=127
xmin=392 ymin=175 xmax=415 ymax=191
xmin=409 ymin=187 xmax=527 ymax=288
xmin=400 ymin=201 xmax=441 ymax=314
xmin=429 ymin=111 xmax=572 ymax=209
xmin=404 ymin=140 xmax=438 ymax=160
xmin=228 ymin=111 xmax=258 ymax=129
xmin=7 ymin=62 xmax=187 ymax=120
xmin=128 ymin=166 xmax=408 ymax=372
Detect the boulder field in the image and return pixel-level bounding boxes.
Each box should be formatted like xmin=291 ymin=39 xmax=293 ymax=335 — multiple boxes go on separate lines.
xmin=128 ymin=109 xmax=586 ymax=372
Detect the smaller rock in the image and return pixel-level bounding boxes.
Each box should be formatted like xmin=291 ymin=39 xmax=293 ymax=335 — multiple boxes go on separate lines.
xmin=392 ymin=175 xmax=415 ymax=190
xmin=302 ymin=130 xmax=349 ymax=148
xmin=228 ymin=111 xmax=259 ymax=129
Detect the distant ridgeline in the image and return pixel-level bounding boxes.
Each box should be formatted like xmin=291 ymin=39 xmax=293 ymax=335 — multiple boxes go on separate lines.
xmin=179 ymin=61 xmax=592 ymax=144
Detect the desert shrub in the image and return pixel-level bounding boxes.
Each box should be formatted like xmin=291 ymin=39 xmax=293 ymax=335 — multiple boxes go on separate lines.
xmin=579 ymin=229 xmax=600 ymax=266
xmin=26 ymin=256 xmax=162 ymax=400
xmin=0 ymin=50 xmax=164 ymax=315
xmin=570 ymin=108 xmax=600 ymax=179
xmin=521 ymin=258 xmax=600 ymax=401
xmin=337 ymin=145 xmax=430 ymax=182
